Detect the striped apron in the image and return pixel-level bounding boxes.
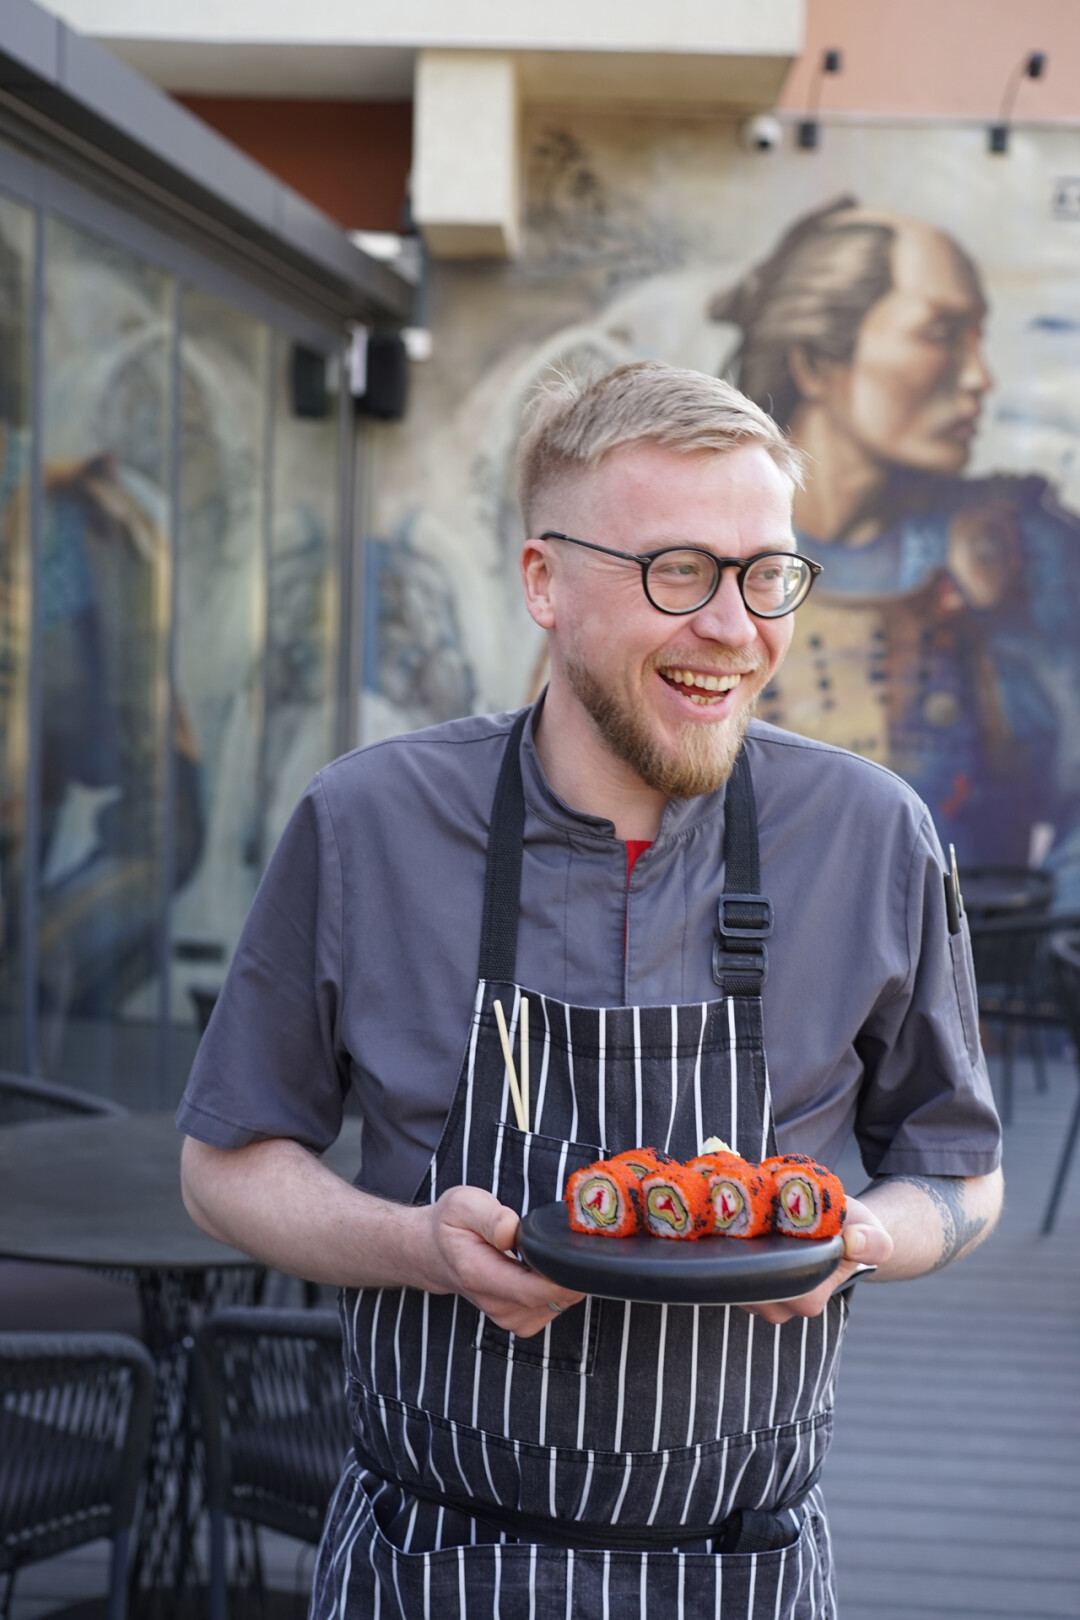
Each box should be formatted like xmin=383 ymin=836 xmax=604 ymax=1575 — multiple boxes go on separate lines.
xmin=312 ymin=715 xmax=847 ymax=1618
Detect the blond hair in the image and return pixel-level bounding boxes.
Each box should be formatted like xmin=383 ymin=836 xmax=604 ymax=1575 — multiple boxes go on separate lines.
xmin=516 ymin=360 xmax=804 ymax=531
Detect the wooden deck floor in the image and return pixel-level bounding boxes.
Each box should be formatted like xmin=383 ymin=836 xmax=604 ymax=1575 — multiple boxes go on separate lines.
xmin=9 ymin=1053 xmax=1080 ymax=1618
xmin=826 ymin=1050 xmax=1080 ymax=1619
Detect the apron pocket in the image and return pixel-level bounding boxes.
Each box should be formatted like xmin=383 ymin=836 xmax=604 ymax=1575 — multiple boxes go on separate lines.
xmin=328 ymin=1457 xmax=823 ymax=1620
xmin=477 ymin=1121 xmax=603 ymax=1374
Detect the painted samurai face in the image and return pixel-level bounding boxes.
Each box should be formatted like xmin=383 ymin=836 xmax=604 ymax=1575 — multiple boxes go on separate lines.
xmin=800 ymin=223 xmax=992 ymax=477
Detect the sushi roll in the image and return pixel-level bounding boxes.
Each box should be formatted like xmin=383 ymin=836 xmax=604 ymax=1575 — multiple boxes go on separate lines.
xmin=565 ymin=1160 xmax=642 ymax=1236
xmin=761 ymin=1154 xmax=846 ymax=1240
xmin=693 ymin=1156 xmax=774 ymax=1239
xmin=609 ymin=1147 xmax=674 ymax=1180
xmin=640 ymin=1165 xmax=711 ymax=1240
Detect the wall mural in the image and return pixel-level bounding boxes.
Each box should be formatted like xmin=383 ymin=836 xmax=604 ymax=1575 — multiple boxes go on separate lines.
xmin=362 ymin=116 xmax=1080 ymax=903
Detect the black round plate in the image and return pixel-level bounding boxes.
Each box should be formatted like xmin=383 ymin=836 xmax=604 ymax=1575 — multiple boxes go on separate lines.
xmin=519 ymin=1202 xmax=844 ymax=1305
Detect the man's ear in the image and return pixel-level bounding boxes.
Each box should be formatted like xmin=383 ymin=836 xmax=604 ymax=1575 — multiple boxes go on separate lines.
xmin=521 ymin=538 xmax=558 ymax=630
xmin=787 ymin=344 xmax=835 ymax=403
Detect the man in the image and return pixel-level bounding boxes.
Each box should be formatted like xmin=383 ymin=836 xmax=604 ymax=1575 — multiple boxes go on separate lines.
xmin=179 ymin=362 xmax=1002 ymax=1617
xmin=711 ymin=197 xmax=1080 ymax=902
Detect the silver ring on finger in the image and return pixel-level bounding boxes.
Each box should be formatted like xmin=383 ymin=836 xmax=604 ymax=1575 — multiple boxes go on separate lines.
xmin=547 ymin=1299 xmax=566 ymax=1314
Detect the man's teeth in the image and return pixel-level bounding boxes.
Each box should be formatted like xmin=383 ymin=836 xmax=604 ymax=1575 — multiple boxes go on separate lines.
xmin=665 ymin=669 xmax=742 ymax=694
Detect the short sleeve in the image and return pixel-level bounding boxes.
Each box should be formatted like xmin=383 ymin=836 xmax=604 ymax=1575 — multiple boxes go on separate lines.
xmin=853 ymin=812 xmax=1002 ymax=1179
xmin=176 ymin=775 xmax=348 ymax=1153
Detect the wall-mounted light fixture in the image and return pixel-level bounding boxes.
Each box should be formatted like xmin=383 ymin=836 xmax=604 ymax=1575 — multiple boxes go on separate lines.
xmin=798 ymin=49 xmax=843 ymax=151
xmin=989 ymin=51 xmax=1046 ymax=153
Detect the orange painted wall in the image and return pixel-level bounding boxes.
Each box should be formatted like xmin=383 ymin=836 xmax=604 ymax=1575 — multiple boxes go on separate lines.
xmin=780 ymin=0 xmax=1080 ymax=119
xmin=178 ymin=97 xmax=413 ymax=230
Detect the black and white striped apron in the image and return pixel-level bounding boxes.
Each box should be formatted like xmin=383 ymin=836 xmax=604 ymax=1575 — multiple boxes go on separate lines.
xmin=313 ymin=714 xmax=847 ymax=1618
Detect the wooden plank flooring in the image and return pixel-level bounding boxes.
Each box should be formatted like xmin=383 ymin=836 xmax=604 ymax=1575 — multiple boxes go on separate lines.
xmin=826 ymin=1051 xmax=1080 ymax=1619
xmin=9 ymin=1053 xmax=1080 ymax=1617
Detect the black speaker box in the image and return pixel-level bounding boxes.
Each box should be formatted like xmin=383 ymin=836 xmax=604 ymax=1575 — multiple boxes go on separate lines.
xmin=357 ymin=332 xmax=408 ymax=420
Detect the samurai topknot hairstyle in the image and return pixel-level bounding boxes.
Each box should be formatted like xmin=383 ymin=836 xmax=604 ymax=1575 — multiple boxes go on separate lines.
xmin=516 ymin=359 xmax=804 ymax=533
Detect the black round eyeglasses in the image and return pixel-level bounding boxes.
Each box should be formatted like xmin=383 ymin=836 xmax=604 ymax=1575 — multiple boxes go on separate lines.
xmin=540 ymin=532 xmax=823 ymax=618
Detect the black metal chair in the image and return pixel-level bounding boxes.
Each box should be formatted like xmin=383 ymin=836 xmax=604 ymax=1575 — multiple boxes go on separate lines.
xmin=1042 ymin=933 xmax=1080 ymax=1235
xmin=194 ymin=1308 xmax=349 ymax=1620
xmin=966 ymin=909 xmax=1080 ymax=1125
xmin=0 ymin=1332 xmax=155 ymax=1620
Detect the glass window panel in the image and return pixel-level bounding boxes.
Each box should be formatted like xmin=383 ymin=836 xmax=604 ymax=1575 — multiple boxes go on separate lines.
xmin=262 ymin=340 xmax=342 ymax=856
xmin=0 ymin=193 xmax=35 ymax=1072
xmin=167 ymin=285 xmax=269 ymax=1076
xmin=36 ymin=217 xmax=173 ymax=1102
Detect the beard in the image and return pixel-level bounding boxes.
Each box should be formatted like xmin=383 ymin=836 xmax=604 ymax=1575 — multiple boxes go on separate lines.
xmin=565 ymin=648 xmax=761 ymax=799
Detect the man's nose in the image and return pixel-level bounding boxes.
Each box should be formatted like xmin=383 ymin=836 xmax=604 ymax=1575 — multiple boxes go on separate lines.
xmin=959 ymin=334 xmax=992 ymax=395
xmin=687 ymin=566 xmax=758 ymax=645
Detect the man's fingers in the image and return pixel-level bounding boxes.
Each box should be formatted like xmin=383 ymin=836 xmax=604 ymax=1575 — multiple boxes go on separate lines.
xmin=430 ymin=1186 xmax=583 ymax=1326
xmin=841 ymin=1194 xmax=895 ymax=1267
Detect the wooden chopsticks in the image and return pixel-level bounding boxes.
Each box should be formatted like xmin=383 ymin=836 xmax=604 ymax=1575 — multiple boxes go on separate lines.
xmin=493 ymin=997 xmax=530 ymax=1132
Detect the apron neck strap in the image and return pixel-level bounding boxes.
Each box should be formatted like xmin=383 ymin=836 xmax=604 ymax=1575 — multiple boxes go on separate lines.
xmin=478 ymin=709 xmax=530 ymax=983
xmin=478 ymin=713 xmax=771 ymax=996
xmin=712 ymin=746 xmax=772 ymax=997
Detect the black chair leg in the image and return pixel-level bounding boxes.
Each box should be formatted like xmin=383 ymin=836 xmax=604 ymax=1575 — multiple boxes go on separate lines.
xmin=106 ymin=1528 xmax=130 ymax=1620
xmin=1032 ymin=1023 xmax=1049 ymax=1093
xmin=209 ymin=1506 xmax=228 ymax=1620
xmin=1041 ymin=1078 xmax=1080 ymax=1234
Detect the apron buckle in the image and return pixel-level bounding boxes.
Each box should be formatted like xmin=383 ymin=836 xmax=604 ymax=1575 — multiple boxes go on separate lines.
xmin=713 ymin=894 xmax=772 ymax=994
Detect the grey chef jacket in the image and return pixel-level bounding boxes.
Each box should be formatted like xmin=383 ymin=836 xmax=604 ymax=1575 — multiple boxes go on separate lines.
xmin=177 ymin=709 xmax=1002 ymax=1198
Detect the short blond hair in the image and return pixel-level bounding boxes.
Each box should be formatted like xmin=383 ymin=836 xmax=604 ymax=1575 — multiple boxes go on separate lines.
xmin=516 ymin=360 xmax=804 ymax=531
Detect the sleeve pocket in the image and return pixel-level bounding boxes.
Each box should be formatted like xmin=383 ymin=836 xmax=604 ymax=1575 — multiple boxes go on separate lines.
xmin=949 ymin=929 xmax=983 ymax=1063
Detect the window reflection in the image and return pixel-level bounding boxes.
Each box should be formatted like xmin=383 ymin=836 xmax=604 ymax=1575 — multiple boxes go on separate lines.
xmin=0 ymin=162 xmax=348 ymax=1099
xmin=168 ymin=286 xmax=269 ymax=1060
xmin=36 ymin=219 xmax=176 ymax=1095
xmin=0 ymin=195 xmax=33 ymax=1071
xmin=263 ymin=342 xmax=341 ymax=857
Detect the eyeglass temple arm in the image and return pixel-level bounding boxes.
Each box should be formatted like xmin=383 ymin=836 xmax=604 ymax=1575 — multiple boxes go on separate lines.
xmin=539 ymin=531 xmax=646 ymax=567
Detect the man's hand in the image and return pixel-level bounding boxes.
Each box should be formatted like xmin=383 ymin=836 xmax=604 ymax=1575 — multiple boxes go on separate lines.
xmin=741 ymin=1167 xmax=1003 ymax=1326
xmin=416 ymin=1185 xmax=584 ymax=1338
xmin=743 ymin=1194 xmax=894 ymax=1325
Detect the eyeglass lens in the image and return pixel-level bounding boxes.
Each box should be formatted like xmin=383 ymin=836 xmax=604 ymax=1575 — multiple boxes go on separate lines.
xmin=645 ymin=551 xmax=812 ymax=616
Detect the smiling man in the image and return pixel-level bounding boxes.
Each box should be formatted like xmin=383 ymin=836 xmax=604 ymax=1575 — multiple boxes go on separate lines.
xmin=178 ymin=361 xmax=1002 ymax=1619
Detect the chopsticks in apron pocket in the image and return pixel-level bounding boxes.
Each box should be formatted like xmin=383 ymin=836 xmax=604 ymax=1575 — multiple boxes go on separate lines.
xmin=493 ymin=998 xmax=529 ymax=1132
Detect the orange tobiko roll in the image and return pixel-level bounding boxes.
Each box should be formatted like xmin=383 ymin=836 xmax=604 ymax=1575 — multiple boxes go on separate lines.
xmin=686 ymin=1150 xmax=744 ymax=1180
xmin=565 ymin=1161 xmax=642 ymax=1237
xmin=640 ymin=1165 xmax=711 ymax=1240
xmin=760 ymin=1154 xmax=846 ymax=1240
xmin=609 ymin=1147 xmax=675 ymax=1180
xmin=696 ymin=1157 xmax=774 ymax=1239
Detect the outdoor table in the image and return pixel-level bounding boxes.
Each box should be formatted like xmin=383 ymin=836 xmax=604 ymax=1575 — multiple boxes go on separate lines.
xmin=958 ymin=867 xmax=1054 ymax=921
xmin=0 ymin=1111 xmax=363 ymax=1616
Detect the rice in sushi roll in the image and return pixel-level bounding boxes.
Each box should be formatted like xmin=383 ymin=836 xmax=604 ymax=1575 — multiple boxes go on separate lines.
xmin=689 ymin=1154 xmax=773 ymax=1239
xmin=565 ymin=1160 xmax=642 ymax=1237
xmin=761 ymin=1154 xmax=846 ymax=1239
xmin=640 ymin=1165 xmax=711 ymax=1240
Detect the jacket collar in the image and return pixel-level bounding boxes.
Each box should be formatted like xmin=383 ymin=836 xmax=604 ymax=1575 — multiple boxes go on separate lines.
xmin=519 ymin=693 xmax=732 ymax=848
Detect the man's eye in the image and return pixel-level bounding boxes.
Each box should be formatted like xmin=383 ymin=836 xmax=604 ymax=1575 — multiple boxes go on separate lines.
xmin=653 ymin=560 xmax=700 ymax=579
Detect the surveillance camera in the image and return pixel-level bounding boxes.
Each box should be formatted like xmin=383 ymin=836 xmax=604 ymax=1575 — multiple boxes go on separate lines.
xmin=739 ymin=115 xmax=783 ymax=153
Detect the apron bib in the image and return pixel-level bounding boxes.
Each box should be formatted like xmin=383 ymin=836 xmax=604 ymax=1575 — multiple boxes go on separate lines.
xmin=312 ymin=714 xmax=847 ymax=1618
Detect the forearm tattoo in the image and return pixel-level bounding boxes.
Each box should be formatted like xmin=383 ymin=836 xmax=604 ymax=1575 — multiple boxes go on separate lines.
xmin=872 ymin=1174 xmax=988 ymax=1272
